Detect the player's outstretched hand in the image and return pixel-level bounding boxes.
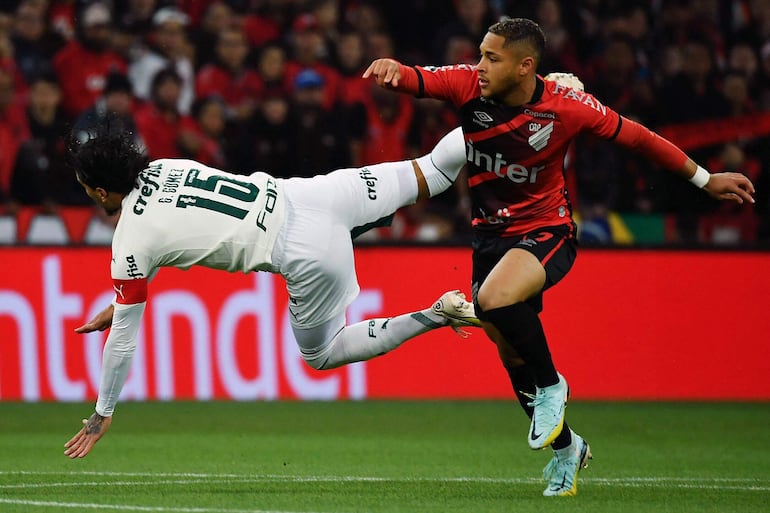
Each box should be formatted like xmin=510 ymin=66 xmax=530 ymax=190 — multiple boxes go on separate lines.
xmin=64 ymin=412 xmax=112 ymax=458
xmin=75 ymin=304 xmax=114 ymax=333
xmin=704 ymin=172 xmax=756 ymax=204
xmin=362 ymin=58 xmax=402 ymax=87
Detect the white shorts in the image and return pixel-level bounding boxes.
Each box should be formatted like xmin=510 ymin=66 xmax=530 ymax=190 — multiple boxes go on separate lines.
xmin=270 ymin=160 xmax=417 ymax=330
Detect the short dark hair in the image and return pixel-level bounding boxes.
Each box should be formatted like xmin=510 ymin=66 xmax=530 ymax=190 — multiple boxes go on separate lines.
xmin=68 ymin=118 xmax=148 ymax=194
xmin=488 ymin=18 xmax=546 ymax=64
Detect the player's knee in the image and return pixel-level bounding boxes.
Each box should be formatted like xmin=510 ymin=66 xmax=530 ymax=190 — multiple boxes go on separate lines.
xmin=302 ymin=352 xmax=332 ymax=370
xmin=300 ymin=341 xmax=344 ymax=371
xmin=475 ymin=287 xmax=506 ymax=314
xmin=476 ymin=287 xmax=527 ymax=313
xmin=475 ymin=293 xmax=520 ymax=322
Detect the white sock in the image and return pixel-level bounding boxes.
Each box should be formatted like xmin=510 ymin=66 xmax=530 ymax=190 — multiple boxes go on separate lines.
xmin=302 ymin=309 xmax=447 ymax=370
xmin=415 ymin=127 xmax=467 ymax=197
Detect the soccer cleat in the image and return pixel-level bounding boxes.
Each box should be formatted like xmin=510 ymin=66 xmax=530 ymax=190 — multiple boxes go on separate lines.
xmin=432 ymin=290 xmax=481 ymax=337
xmin=527 ymin=373 xmax=569 ymax=449
xmin=542 ymin=432 xmax=592 ymax=497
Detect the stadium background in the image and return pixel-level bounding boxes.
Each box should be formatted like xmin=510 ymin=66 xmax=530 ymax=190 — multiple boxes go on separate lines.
xmin=1 ymin=0 xmax=768 ymax=402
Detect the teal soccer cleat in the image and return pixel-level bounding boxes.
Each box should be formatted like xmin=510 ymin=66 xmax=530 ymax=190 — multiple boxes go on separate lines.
xmin=542 ymin=432 xmax=592 ymax=497
xmin=527 ymin=373 xmax=569 ymax=449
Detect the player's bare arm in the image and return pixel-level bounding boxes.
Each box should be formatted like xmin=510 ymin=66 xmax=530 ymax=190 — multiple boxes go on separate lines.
xmin=74 ymin=304 xmax=114 ymax=333
xmin=64 ymin=412 xmax=112 ymax=459
xmin=362 ymin=58 xmax=402 ymax=87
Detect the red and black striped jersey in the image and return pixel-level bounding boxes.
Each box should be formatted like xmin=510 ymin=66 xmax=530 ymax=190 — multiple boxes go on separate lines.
xmin=395 ymin=63 xmax=689 ymax=237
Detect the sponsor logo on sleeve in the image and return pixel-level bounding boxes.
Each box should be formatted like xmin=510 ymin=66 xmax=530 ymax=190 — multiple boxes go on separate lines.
xmin=126 ymin=255 xmax=144 ymax=278
xmin=358 ymin=168 xmax=378 ymax=200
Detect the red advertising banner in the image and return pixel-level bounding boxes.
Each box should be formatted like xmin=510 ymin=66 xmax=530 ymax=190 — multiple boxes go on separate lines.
xmin=1 ymin=247 xmax=768 ymax=402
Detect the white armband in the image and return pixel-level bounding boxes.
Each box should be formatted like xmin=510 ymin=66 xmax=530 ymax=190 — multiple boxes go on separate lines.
xmin=689 ymin=166 xmax=710 ymax=188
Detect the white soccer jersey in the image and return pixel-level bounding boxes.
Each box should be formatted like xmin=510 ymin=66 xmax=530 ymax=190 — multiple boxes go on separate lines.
xmin=93 ymin=128 xmax=467 ymax=416
xmin=110 ymin=159 xmax=285 ymax=304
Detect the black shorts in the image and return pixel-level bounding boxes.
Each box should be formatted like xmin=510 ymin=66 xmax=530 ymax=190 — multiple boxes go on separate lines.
xmin=471 ymin=223 xmax=577 ymax=313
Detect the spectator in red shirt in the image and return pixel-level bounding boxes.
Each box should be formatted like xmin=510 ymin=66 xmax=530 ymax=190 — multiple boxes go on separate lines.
xmin=334 ymin=30 xmax=369 ymax=106
xmin=700 ymin=143 xmax=762 ymax=244
xmin=52 ymin=2 xmax=126 ymax=119
xmin=241 ymin=6 xmax=281 ymax=48
xmin=1 ymin=31 xmax=29 ymax=102
xmin=189 ymin=95 xmax=227 ymax=168
xmin=195 ymin=27 xmax=261 ymax=123
xmin=256 ymin=43 xmax=288 ymax=96
xmin=285 ymin=13 xmax=341 ymax=111
xmin=0 ymin=68 xmax=30 ymax=206
xmin=134 ymin=67 xmax=198 ymax=160
xmin=348 ymin=82 xmax=414 ymax=167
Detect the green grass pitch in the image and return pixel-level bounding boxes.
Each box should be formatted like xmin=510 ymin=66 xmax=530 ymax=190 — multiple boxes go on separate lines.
xmin=1 ymin=401 xmax=768 ymax=513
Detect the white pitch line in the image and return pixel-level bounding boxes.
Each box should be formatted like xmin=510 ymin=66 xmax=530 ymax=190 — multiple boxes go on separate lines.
xmin=0 ymin=478 xmax=273 ymax=490
xmin=1 ymin=471 xmax=768 ymax=493
xmin=3 ymin=470 xmax=768 ymax=482
xmin=0 ymin=498 xmax=320 ymax=513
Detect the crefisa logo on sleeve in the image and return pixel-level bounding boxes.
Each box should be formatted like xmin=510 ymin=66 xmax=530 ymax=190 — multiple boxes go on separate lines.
xmin=126 ymin=255 xmax=144 ymax=278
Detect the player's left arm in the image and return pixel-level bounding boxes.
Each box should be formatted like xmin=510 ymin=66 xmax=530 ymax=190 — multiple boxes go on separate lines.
xmin=612 ymin=117 xmax=756 ymax=204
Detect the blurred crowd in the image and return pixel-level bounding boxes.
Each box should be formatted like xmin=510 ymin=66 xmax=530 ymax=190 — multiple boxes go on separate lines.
xmin=0 ymin=0 xmax=768 ymax=245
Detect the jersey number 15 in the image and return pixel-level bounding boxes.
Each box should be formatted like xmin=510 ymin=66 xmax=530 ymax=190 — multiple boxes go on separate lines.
xmin=176 ymin=169 xmax=258 ymax=220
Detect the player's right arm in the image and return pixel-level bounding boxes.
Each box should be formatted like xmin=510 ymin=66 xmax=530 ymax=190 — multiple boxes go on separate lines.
xmin=363 ymin=58 xmax=479 ymax=107
xmin=66 ymin=253 xmax=152 ymax=458
xmin=65 ymin=299 xmax=145 ymax=458
xmin=75 ymin=268 xmax=159 ymax=333
xmin=75 ymin=304 xmax=114 ymax=332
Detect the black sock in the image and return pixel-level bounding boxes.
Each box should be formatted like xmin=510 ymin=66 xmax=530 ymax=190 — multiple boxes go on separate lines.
xmin=506 ymin=363 xmax=573 ymax=450
xmin=551 ymin=422 xmax=573 ymax=450
xmin=504 ymin=364 xmax=536 ymax=417
xmin=482 ymin=303 xmax=559 ymax=387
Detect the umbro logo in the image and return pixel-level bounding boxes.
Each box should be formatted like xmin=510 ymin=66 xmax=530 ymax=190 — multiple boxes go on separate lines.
xmin=528 ymin=121 xmax=553 ymax=151
xmin=473 ymin=111 xmax=494 ymax=124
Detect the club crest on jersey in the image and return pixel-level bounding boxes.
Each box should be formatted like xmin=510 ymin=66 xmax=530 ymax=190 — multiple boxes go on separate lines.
xmin=528 ymin=121 xmax=554 ymax=151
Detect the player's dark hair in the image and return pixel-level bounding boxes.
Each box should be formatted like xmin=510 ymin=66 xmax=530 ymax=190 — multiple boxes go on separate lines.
xmin=67 ymin=118 xmax=148 ymax=194
xmin=488 ymin=18 xmax=546 ymax=64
